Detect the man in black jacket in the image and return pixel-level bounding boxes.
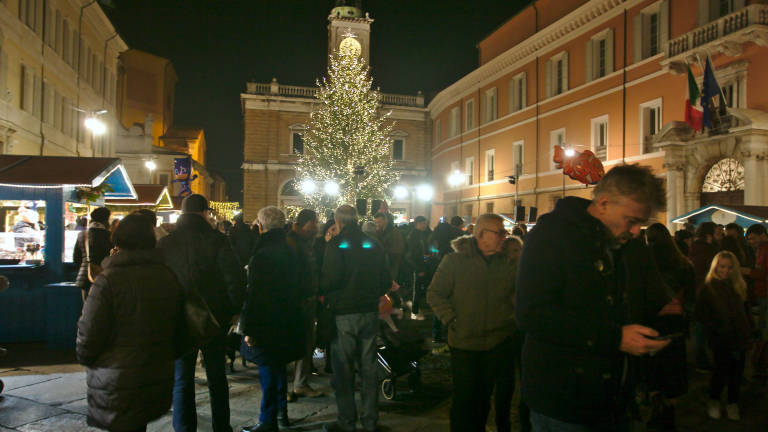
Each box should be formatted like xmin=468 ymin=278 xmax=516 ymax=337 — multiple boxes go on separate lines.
xmin=405 ymin=216 xmax=431 ymax=319
xmin=158 ymin=194 xmax=246 ymax=432
xmin=515 ymin=165 xmax=671 ymax=432
xmin=321 ymin=205 xmax=391 ymax=432
xmin=73 ymin=207 xmax=112 ymax=301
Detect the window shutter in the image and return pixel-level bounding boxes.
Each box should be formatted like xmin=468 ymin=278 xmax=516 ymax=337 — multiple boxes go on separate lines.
xmin=0 ymin=49 xmax=7 ymax=94
xmin=633 ymin=15 xmax=643 ymax=62
xmin=606 ymin=29 xmax=615 ymax=74
xmin=562 ymin=52 xmax=569 ymax=92
xmin=521 ymin=73 xmax=527 ymax=109
xmin=33 ymin=74 xmax=41 ymax=118
xmin=585 ymin=39 xmax=594 ymax=82
xmin=659 ymin=1 xmax=669 ymax=55
xmin=35 ymin=0 xmax=43 ymax=37
xmin=545 ymin=59 xmax=552 ymax=98
xmin=480 ymin=91 xmax=487 ymax=123
xmin=698 ymin=0 xmax=710 ymax=26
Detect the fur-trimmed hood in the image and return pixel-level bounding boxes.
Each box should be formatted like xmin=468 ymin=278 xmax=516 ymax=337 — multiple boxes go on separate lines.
xmin=451 ymin=234 xmax=515 ymax=261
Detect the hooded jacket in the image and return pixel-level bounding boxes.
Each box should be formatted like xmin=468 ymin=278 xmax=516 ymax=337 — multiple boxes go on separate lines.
xmin=427 ymin=235 xmax=517 ymax=351
xmin=76 ymin=249 xmax=182 ymax=430
xmin=515 ymin=197 xmax=671 ymax=426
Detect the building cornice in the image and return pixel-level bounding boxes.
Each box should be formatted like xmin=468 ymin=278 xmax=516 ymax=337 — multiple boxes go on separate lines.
xmin=428 ymin=0 xmax=645 ymax=118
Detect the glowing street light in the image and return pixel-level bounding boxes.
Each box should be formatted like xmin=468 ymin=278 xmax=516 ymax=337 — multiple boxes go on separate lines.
xmin=300 ymin=179 xmax=317 ymax=194
xmin=448 ymin=170 xmax=465 ymax=187
xmin=393 ymin=185 xmax=409 ymax=200
xmin=564 ymin=148 xmax=576 ymax=157
xmin=416 ymin=184 xmax=434 ymax=201
xmin=144 ymin=160 xmax=157 ymax=171
xmin=84 ymin=117 xmax=106 ymax=135
xmin=324 ymin=181 xmax=340 ymax=196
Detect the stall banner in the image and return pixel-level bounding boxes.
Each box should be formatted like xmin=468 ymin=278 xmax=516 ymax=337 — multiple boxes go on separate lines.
xmin=172 ymin=157 xmax=198 ymax=197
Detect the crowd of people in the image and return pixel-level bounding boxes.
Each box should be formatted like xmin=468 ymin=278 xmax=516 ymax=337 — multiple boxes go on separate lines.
xmin=70 ymin=163 xmax=768 ymax=432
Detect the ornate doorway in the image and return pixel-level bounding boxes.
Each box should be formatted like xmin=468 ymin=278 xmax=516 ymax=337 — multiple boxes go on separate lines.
xmin=700 ymin=158 xmax=745 ymax=206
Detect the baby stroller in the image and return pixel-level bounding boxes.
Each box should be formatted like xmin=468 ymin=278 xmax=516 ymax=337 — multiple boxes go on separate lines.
xmin=376 ymin=311 xmax=430 ymax=400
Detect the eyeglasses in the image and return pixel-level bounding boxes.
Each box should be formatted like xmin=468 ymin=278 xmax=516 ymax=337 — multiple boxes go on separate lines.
xmin=482 ymin=228 xmax=507 ymax=238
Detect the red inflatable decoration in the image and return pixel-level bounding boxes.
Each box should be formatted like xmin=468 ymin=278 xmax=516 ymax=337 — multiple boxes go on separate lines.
xmin=552 ymin=145 xmax=605 ymax=185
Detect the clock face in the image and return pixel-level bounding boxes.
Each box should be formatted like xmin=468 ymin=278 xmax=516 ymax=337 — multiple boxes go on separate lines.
xmin=339 ymin=37 xmax=362 ymax=57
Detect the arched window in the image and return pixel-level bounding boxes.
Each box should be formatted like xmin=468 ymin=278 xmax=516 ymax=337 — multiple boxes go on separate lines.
xmin=702 ymin=158 xmax=744 ymax=192
xmin=280 ymin=179 xmax=301 ymax=197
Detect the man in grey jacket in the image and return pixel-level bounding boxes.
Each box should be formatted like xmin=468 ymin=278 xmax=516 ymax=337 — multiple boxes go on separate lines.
xmin=427 ymin=213 xmax=517 ymax=432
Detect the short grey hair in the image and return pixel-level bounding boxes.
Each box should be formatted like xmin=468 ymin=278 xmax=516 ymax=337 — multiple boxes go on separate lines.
xmin=257 ymin=206 xmax=286 ymax=231
xmin=334 ymin=205 xmax=358 ymax=228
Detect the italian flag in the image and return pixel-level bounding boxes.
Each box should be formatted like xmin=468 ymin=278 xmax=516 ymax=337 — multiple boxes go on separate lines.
xmin=685 ymin=65 xmax=703 ymax=131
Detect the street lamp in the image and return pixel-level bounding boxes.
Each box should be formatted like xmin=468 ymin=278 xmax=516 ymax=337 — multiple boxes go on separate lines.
xmin=562 ymin=146 xmax=576 ymax=197
xmin=300 ymin=179 xmax=317 ymax=195
xmin=324 ymin=181 xmax=340 ymax=196
xmin=393 ymin=185 xmax=408 ymax=201
xmin=84 ymin=116 xmax=107 ymax=135
xmin=144 ymin=160 xmax=156 ymax=182
xmin=416 ymin=184 xmax=434 ymax=201
xmin=448 ymin=170 xmax=465 ymax=188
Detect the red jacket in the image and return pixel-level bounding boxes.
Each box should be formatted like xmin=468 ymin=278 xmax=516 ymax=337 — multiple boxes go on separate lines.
xmin=750 ymin=242 xmax=768 ymax=299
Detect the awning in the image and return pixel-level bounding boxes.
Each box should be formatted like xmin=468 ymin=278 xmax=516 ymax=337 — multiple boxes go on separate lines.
xmin=105 ymin=184 xmax=173 ymax=209
xmin=672 ymin=204 xmax=768 ymax=228
xmin=0 ymin=156 xmax=136 ymax=199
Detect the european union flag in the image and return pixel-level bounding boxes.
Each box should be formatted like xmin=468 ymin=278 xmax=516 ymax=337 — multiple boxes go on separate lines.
xmin=701 ymin=57 xmax=722 ymax=130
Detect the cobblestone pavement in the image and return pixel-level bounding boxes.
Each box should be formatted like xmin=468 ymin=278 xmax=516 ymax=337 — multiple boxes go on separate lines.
xmin=1 ymin=314 xmax=767 ymax=431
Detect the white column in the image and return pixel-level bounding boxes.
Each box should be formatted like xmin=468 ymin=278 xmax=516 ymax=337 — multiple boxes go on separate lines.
xmin=741 ymin=134 xmax=768 ymax=206
xmin=665 ymin=165 xmax=685 ymax=227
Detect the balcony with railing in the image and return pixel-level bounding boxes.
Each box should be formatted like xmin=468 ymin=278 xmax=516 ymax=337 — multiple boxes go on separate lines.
xmin=666 ymin=4 xmax=768 ymax=61
xmin=245 ymin=78 xmax=425 ymax=107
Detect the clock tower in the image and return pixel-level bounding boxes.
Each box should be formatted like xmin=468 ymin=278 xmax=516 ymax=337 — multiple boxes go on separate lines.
xmin=328 ymin=1 xmax=372 ymax=64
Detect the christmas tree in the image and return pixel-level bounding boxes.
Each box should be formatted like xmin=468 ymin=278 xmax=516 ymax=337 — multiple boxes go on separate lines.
xmin=297 ymin=33 xmax=398 ymax=215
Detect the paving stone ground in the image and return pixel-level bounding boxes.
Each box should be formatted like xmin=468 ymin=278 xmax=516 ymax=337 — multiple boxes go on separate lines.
xmin=1 ymin=312 xmax=767 ymax=431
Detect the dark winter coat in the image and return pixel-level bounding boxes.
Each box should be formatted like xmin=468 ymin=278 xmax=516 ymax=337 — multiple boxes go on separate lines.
xmin=320 ymin=224 xmax=391 ymax=315
xmin=229 ymin=218 xmax=258 ymax=266
xmin=73 ymin=223 xmax=112 ymax=290
xmin=429 ymin=223 xmax=463 ymax=260
xmin=515 ymin=197 xmax=671 ymax=426
xmin=695 ymin=279 xmax=751 ymax=351
xmin=158 ymin=214 xmax=246 ymax=330
xmin=287 ymin=229 xmax=318 ymax=299
xmin=377 ymin=224 xmax=405 ymax=280
xmin=427 ymin=235 xmax=517 ymax=351
xmin=76 ymin=249 xmax=183 ymax=430
xmin=404 ymin=228 xmax=431 ymax=274
xmin=689 ymin=237 xmax=718 ymax=292
xmin=240 ymin=229 xmax=305 ymax=365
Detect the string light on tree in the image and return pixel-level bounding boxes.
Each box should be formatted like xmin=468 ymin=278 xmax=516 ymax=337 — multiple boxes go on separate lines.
xmin=297 ymin=31 xmax=399 ymax=214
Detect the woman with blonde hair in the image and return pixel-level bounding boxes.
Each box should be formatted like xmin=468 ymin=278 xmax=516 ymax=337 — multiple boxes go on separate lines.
xmin=695 ymin=250 xmax=751 ymax=421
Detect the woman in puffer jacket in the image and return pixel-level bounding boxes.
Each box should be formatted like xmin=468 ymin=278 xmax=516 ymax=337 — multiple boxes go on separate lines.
xmin=76 ymin=212 xmax=183 ymax=432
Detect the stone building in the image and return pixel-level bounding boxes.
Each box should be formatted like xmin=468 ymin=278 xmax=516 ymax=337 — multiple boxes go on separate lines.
xmin=0 ymin=0 xmax=125 ymax=157
xmin=241 ymin=1 xmax=431 ymax=222
xmin=428 ymin=0 xmax=768 ymax=227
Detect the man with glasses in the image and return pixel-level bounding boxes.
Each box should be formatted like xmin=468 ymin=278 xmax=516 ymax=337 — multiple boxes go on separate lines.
xmin=427 ymin=213 xmax=517 ymax=432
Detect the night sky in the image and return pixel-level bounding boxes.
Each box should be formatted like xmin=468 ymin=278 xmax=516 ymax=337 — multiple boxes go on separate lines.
xmin=106 ymin=0 xmax=528 ymax=202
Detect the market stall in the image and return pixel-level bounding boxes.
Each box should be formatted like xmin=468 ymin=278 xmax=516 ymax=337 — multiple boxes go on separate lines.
xmin=671 ymin=204 xmax=768 ymax=229
xmin=0 ymin=156 xmax=136 ymax=347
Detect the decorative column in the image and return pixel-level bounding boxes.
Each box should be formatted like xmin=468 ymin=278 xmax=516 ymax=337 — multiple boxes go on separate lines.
xmin=741 ymin=133 xmax=768 ymax=206
xmin=664 ymin=162 xmax=686 ymax=227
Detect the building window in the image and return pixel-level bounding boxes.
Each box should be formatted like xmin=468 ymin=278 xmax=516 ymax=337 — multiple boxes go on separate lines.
xmin=465 ymin=157 xmax=475 ymax=185
xmin=486 ymin=202 xmax=495 ymax=214
xmin=449 ymin=106 xmax=461 ymax=137
xmin=0 ymin=41 xmax=7 ymax=94
xmin=550 ymin=128 xmax=566 ymax=170
xmin=635 ymin=1 xmax=669 ymax=62
xmin=591 ymin=116 xmax=609 ymax=161
xmin=586 ymin=29 xmax=614 ymax=82
xmin=464 ymin=204 xmax=473 ymax=218
xmin=159 ymin=173 xmax=170 ymax=186
xmin=485 ymin=149 xmax=495 ymax=182
xmin=392 ymin=138 xmax=404 ymax=161
xmin=640 ymin=98 xmax=662 ymax=153
xmin=546 ymin=52 xmax=569 ymax=98
xmin=699 ymin=0 xmax=741 ymax=25
xmin=435 ymin=119 xmax=441 ymax=144
xmin=513 ymin=140 xmax=524 ymax=176
xmin=465 ymin=99 xmax=474 ymax=130
xmin=720 ymin=78 xmax=744 ymax=109
xmin=482 ymin=87 xmax=497 ymax=124
xmin=62 ymin=19 xmax=70 ymax=65
xmin=20 ymin=64 xmax=33 ymax=112
xmin=509 ymin=72 xmax=527 ymax=113
xmin=292 ymin=132 xmax=304 ymax=154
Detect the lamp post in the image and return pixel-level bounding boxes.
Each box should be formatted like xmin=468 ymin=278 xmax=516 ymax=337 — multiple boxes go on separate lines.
xmin=144 ymin=160 xmax=156 ymax=183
